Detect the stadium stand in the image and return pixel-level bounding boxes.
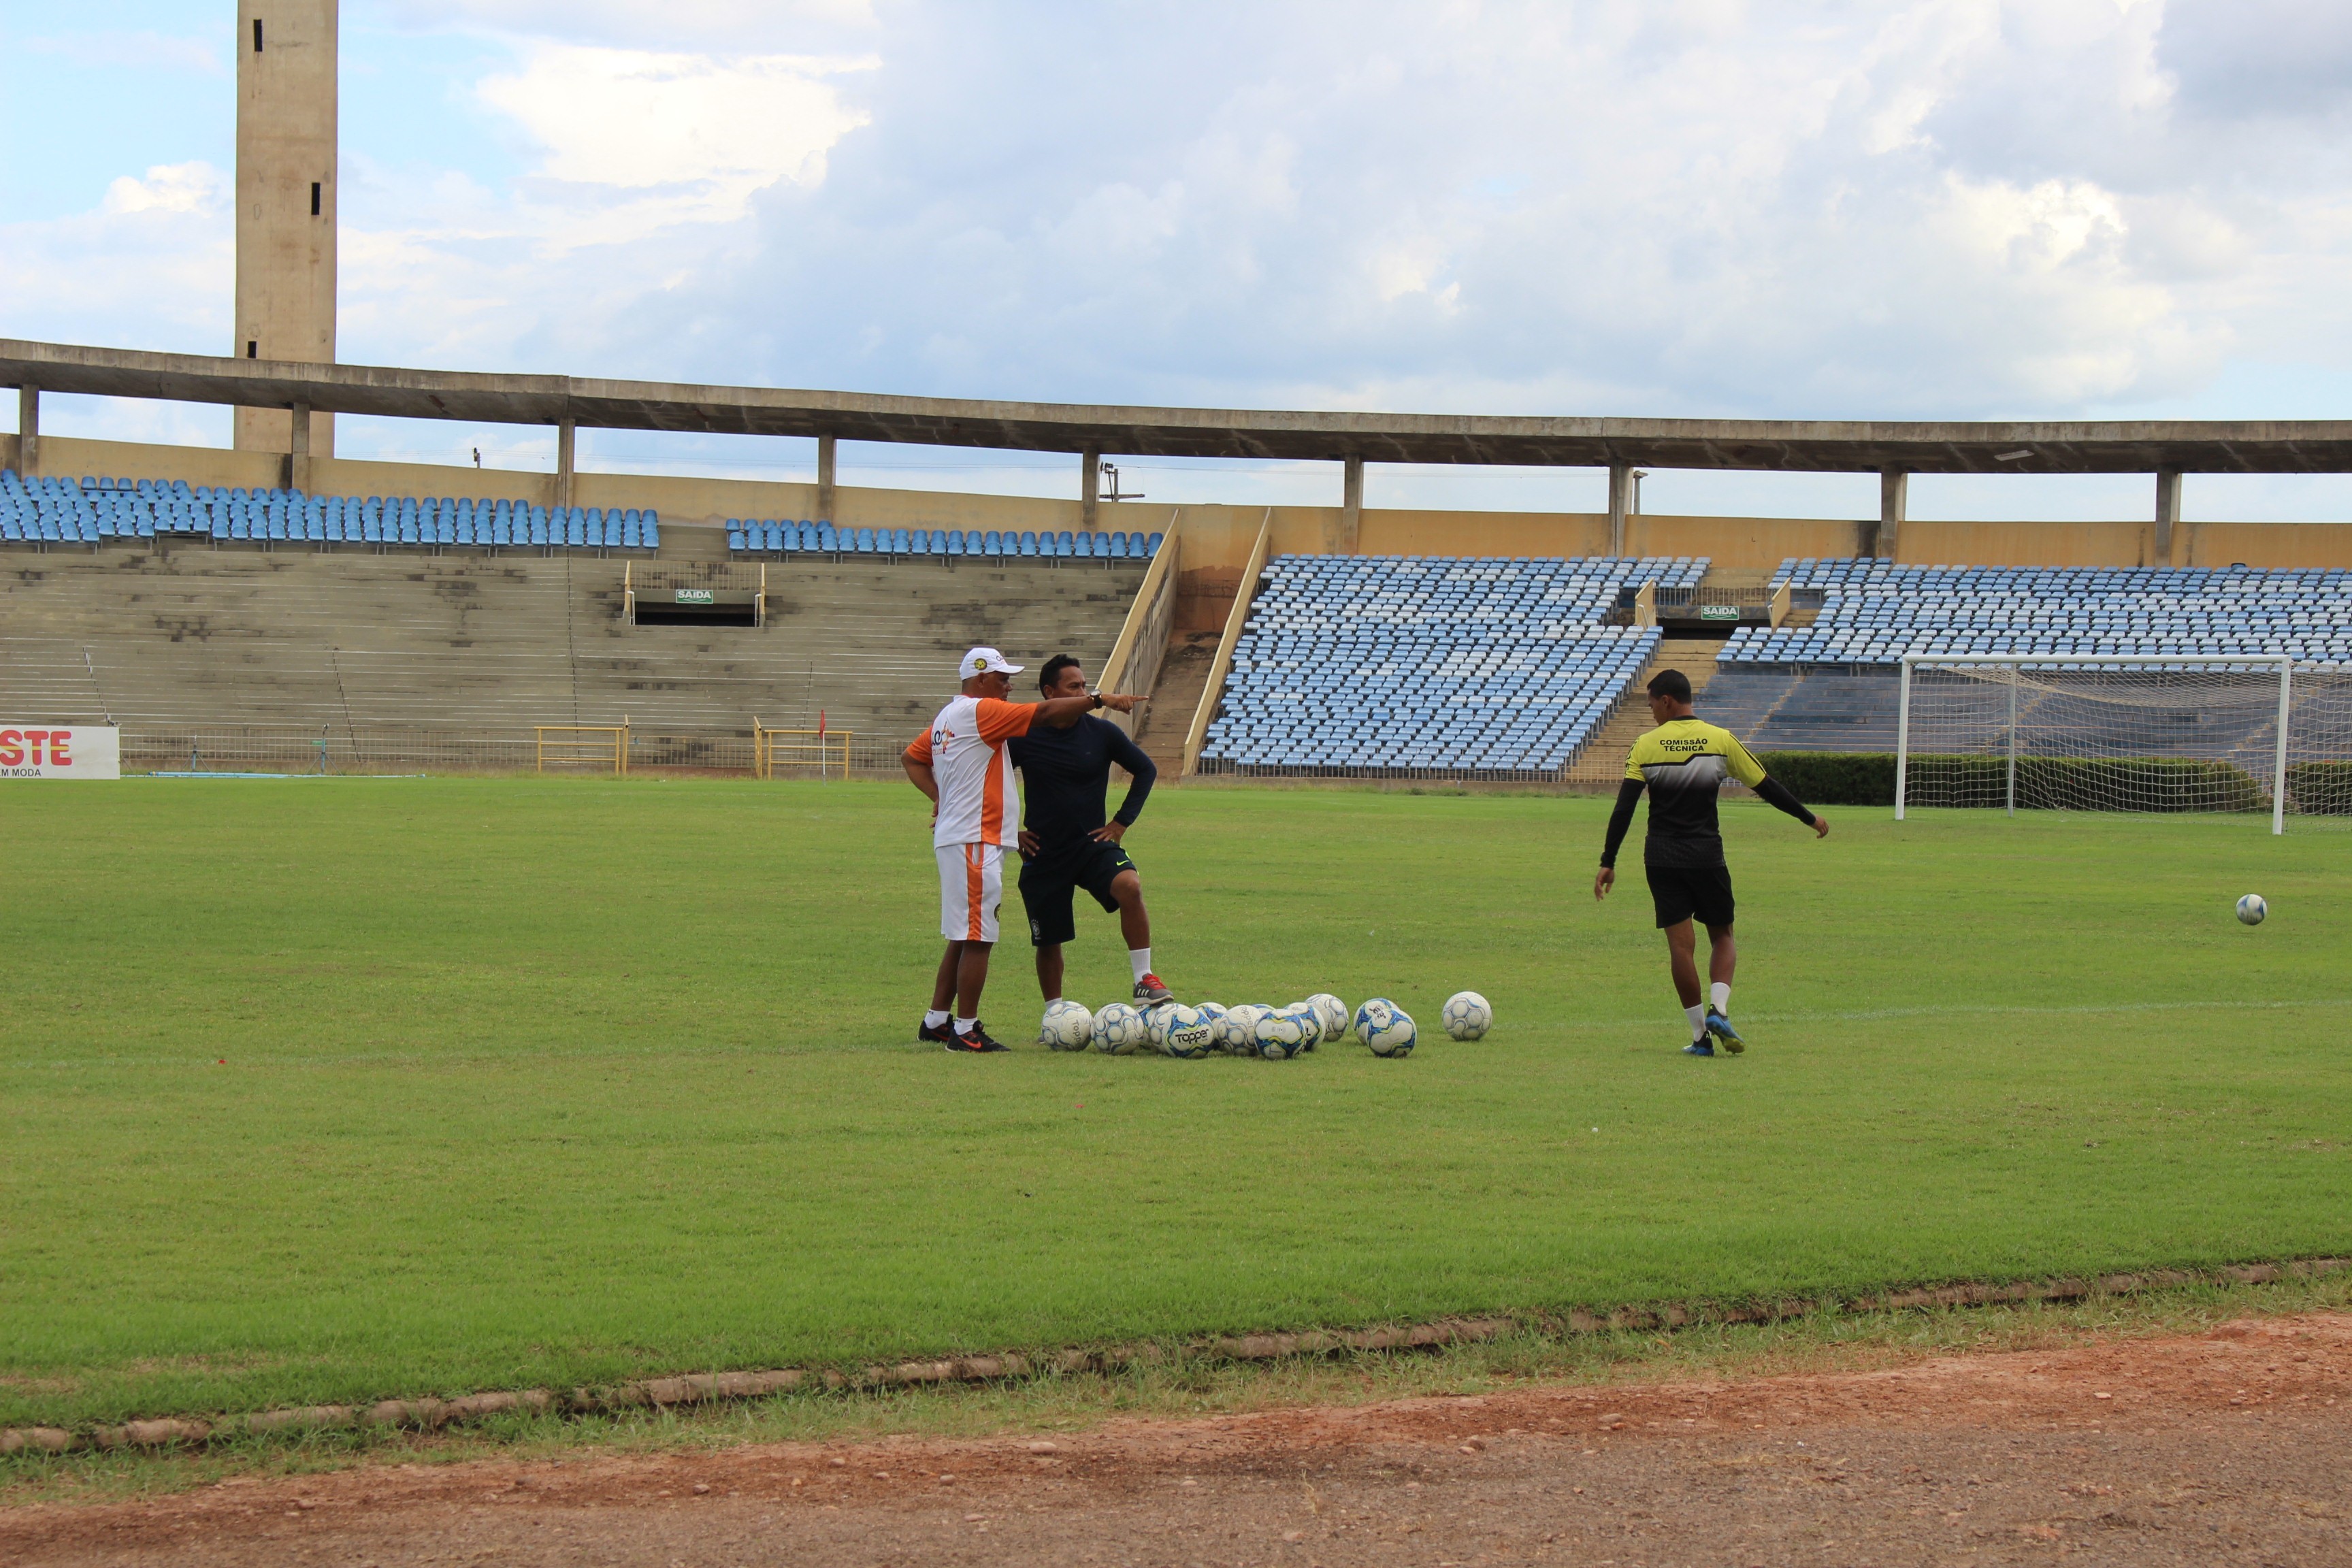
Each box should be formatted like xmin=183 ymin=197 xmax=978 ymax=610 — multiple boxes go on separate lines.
xmin=1723 ymin=560 xmax=2352 ymax=666
xmin=1199 ymin=555 xmax=1706 ymax=776
xmin=728 ymin=521 xmax=1162 ymax=563
xmin=0 ymin=471 xmax=657 ymax=553
xmin=0 ymin=545 xmax=1143 ymax=770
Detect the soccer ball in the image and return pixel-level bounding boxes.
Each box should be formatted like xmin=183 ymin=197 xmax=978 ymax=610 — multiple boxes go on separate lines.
xmin=1194 ymin=1002 xmax=1228 ymax=1050
xmin=1356 ymin=997 xmax=1417 ymax=1058
xmin=1441 ymin=991 xmax=1492 ymax=1041
xmin=1307 ymin=992 xmax=1351 ymax=1041
xmin=1040 ymin=1000 xmax=1096 ymax=1051
xmin=1092 ymin=1002 xmax=1149 ymax=1054
xmin=2237 ymin=893 xmax=2267 ymax=926
xmin=1285 ymin=1001 xmax=1326 ymax=1052
xmin=1152 ymin=1004 xmax=1216 ymax=1058
xmin=1218 ymin=1004 xmax=1267 ymax=1052
xmin=1250 ymin=1005 xmax=1310 ymax=1060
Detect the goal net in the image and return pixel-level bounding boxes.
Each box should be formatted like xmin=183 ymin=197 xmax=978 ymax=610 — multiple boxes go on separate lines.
xmin=1894 ymin=656 xmax=2352 ymax=832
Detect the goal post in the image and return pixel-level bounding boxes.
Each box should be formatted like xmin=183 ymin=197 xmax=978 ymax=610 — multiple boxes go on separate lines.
xmin=1895 ymin=654 xmax=2306 ymax=833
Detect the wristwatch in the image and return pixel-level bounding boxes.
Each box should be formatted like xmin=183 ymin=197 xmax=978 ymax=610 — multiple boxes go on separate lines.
xmin=1090 ymin=691 xmax=1105 ymax=709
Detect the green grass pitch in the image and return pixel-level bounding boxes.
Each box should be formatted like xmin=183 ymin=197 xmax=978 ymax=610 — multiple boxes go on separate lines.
xmin=3 ymin=777 xmax=2349 ymax=1429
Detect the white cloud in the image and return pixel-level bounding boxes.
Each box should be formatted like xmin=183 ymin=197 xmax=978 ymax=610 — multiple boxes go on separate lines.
xmin=101 ymin=161 xmax=225 ymax=216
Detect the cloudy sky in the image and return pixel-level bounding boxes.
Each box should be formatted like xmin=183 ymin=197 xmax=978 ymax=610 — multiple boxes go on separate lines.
xmin=6 ymin=0 xmax=2352 ymax=519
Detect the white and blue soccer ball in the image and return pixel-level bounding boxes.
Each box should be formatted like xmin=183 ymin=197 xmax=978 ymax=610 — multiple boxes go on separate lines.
xmin=1356 ymin=997 xmax=1417 ymax=1058
xmin=1307 ymin=993 xmax=1351 ymax=1042
xmin=1193 ymin=1002 xmax=1228 ymax=1050
xmin=2237 ymin=893 xmax=2268 ymax=926
xmin=1250 ymin=1005 xmax=1311 ymax=1060
xmin=1218 ymin=1004 xmax=1267 ymax=1052
xmin=1040 ymin=999 xmax=1096 ymax=1051
xmin=1153 ymin=1003 xmax=1216 ymax=1058
xmin=1441 ymin=990 xmax=1492 ymax=1041
xmin=1285 ymin=1001 xmax=1326 ymax=1052
xmin=1092 ymin=1001 xmax=1149 ymax=1054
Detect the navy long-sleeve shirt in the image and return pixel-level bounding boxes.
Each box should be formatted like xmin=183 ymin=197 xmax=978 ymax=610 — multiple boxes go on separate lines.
xmin=1008 ymin=714 xmax=1156 ymax=854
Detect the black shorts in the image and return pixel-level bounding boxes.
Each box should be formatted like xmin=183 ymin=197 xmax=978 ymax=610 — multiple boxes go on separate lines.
xmin=1646 ymin=862 xmax=1734 ymax=930
xmin=1017 ymin=837 xmax=1138 ymax=947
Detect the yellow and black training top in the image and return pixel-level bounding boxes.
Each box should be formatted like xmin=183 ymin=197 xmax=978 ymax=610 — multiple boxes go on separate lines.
xmin=1601 ymin=717 xmax=1813 ymax=869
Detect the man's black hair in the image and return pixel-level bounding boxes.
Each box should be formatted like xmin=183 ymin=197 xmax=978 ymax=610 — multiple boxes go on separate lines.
xmin=1039 ymin=653 xmax=1083 ymax=693
xmin=1647 ymin=668 xmax=1693 ymax=703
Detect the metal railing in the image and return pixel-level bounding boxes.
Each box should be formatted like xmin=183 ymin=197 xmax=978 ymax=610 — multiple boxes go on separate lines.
xmin=754 ymin=724 xmax=853 ymax=780
xmin=536 ymin=725 xmax=630 ymax=776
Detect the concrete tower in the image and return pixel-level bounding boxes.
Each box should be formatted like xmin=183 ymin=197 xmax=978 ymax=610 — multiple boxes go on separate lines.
xmin=234 ymin=0 xmax=338 ymax=457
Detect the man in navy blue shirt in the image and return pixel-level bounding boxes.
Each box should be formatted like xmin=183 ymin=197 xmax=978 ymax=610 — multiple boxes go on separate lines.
xmin=1010 ymin=654 xmax=1172 ymax=1008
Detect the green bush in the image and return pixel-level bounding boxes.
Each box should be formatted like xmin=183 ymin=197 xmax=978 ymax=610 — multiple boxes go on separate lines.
xmin=2286 ymin=761 xmax=2352 ymax=816
xmin=1754 ymin=751 xmax=2270 ymax=813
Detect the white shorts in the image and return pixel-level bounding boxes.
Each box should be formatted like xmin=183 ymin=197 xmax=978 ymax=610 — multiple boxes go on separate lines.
xmin=937 ymin=842 xmax=1006 ymax=943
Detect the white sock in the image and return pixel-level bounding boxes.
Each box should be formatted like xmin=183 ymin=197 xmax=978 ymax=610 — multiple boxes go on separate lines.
xmin=954 ymin=1015 xmax=977 ymax=1034
xmin=1043 ymin=995 xmax=1061 ymax=1006
xmin=1684 ymin=1004 xmax=1709 ymax=1041
xmin=924 ymin=1009 xmax=950 ymax=1028
xmin=1710 ymin=983 xmax=1730 ymax=1016
xmin=1129 ymin=947 xmax=1152 ymax=983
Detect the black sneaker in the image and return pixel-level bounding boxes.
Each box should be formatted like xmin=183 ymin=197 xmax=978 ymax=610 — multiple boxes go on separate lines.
xmin=947 ymin=1022 xmax=1009 ymax=1053
xmin=1132 ymin=973 xmax=1175 ymax=1007
xmin=917 ymin=1017 xmax=954 ymax=1045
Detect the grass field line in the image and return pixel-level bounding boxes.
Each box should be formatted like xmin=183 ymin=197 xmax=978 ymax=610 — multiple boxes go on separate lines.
xmin=8 ymin=1257 xmax=2345 ymax=1457
xmin=1607 ymin=996 xmax=2352 ymax=1028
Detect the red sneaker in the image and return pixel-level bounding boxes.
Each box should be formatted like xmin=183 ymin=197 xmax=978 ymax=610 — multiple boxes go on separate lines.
xmin=1132 ymin=973 xmax=1174 ymax=1006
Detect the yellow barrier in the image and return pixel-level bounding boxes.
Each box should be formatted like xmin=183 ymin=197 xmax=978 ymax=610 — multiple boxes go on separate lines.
xmin=536 ymin=725 xmax=629 ymax=776
xmin=755 ymin=724 xmax=852 ymax=781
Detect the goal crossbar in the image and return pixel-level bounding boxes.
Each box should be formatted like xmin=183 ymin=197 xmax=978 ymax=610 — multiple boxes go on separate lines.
xmin=1895 ymin=653 xmax=2294 ymax=834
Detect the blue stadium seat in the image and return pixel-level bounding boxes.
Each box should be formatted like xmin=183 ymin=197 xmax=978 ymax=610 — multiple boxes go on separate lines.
xmin=1017 ymin=530 xmax=1039 ymax=557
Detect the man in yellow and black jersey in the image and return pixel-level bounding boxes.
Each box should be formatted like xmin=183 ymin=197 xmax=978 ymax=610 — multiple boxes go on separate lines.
xmin=1594 ymin=668 xmax=1829 ymax=1056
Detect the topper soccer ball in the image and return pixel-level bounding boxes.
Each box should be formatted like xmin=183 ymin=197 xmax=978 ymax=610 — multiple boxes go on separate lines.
xmin=1041 ymin=999 xmax=1096 ymax=1051
xmin=1356 ymin=997 xmax=1417 ymax=1058
xmin=1194 ymin=1002 xmax=1228 ymax=1049
xmin=1218 ymin=1004 xmax=1267 ymax=1052
xmin=1250 ymin=1005 xmax=1310 ymax=1060
xmin=1152 ymin=1004 xmax=1216 ymax=1058
xmin=1441 ymin=991 xmax=1492 ymax=1041
xmin=1285 ymin=1001 xmax=1326 ymax=1052
xmin=1092 ymin=1001 xmax=1149 ymax=1054
xmin=1307 ymin=993 xmax=1351 ymax=1042
xmin=2237 ymin=893 xmax=2268 ymax=926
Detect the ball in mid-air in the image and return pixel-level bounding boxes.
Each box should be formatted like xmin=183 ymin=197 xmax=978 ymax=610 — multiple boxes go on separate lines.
xmin=1250 ymin=1005 xmax=1310 ymax=1060
xmin=1307 ymin=992 xmax=1350 ymax=1041
xmin=2237 ymin=893 xmax=2268 ymax=926
xmin=1092 ymin=1001 xmax=1149 ymax=1054
xmin=1154 ymin=1004 xmax=1216 ymax=1058
xmin=1356 ymin=997 xmax=1417 ymax=1057
xmin=1441 ymin=990 xmax=1492 ymax=1041
xmin=1040 ymin=999 xmax=1096 ymax=1051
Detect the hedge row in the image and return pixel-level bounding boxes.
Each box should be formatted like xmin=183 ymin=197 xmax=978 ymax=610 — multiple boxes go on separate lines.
xmin=1754 ymin=751 xmax=2277 ymax=813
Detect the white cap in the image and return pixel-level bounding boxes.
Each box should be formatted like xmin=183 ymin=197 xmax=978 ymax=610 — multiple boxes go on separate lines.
xmin=960 ymin=646 xmax=1025 ymax=679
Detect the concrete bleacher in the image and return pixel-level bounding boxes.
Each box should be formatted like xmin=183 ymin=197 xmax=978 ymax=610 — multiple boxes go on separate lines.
xmin=1200 ymin=555 xmax=1705 ymax=775
xmin=0 ymin=470 xmax=657 ymax=553
xmin=1723 ymin=560 xmax=2352 ymax=666
xmin=0 ymin=543 xmax=1145 ymax=764
xmin=731 ymin=521 xmax=1163 ymax=563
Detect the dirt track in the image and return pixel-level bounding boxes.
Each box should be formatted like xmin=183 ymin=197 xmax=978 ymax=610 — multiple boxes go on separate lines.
xmin=8 ymin=1314 xmax=2349 ymax=1567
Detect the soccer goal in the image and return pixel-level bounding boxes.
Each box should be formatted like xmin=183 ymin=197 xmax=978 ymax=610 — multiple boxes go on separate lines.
xmin=1894 ymin=654 xmax=2352 ymax=832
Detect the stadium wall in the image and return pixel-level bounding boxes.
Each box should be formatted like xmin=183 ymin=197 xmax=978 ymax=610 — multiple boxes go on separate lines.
xmin=16 ymin=434 xmax=2352 ymax=574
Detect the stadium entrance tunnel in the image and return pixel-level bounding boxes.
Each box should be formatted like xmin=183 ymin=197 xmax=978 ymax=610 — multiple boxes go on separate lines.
xmin=634 ymin=593 xmax=758 ymax=627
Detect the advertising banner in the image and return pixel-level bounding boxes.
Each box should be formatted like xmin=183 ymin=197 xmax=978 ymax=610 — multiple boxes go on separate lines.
xmin=0 ymin=725 xmax=121 ymax=779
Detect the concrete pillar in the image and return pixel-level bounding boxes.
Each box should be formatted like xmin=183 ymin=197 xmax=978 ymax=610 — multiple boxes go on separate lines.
xmin=1339 ymin=453 xmax=1364 ymax=553
xmin=234 ymin=0 xmax=338 ymax=457
xmin=16 ymin=385 xmax=35 ymax=478
xmin=288 ymin=399 xmax=311 ymax=493
xmin=555 ymin=419 xmax=575 ymax=509
xmin=1607 ymin=462 xmax=1631 ymax=555
xmin=1081 ymin=446 xmax=1100 ymax=534
xmin=816 ymin=434 xmax=836 ymax=523
xmin=1878 ymin=470 xmax=1908 ymax=560
xmin=2155 ymin=471 xmax=2181 ymax=566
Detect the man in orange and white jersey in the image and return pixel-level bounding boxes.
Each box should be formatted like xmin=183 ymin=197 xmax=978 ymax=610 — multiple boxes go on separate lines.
xmin=903 ymin=647 xmax=1139 ymax=1051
